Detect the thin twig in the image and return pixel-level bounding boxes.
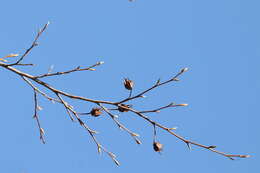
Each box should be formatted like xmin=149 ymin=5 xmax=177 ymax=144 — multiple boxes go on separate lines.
xmin=57 ymin=100 xmax=120 ymax=165
xmin=76 ymin=113 xmax=119 ymax=165
xmin=139 ymin=103 xmax=188 ymax=114
xmin=78 ymin=112 xmax=91 ymax=115
xmin=22 ymin=76 xmax=60 ymax=103
xmin=129 ymin=107 xmax=249 ymax=160
xmin=35 ymin=61 xmax=104 ymax=78
xmin=128 ymin=90 xmax=132 ymax=98
xmin=56 ymin=93 xmax=75 ymax=121
xmin=117 ymin=68 xmax=187 ymax=104
xmin=153 ymin=123 xmax=157 ymax=142
xmin=98 ymin=103 xmax=141 ymax=144
xmin=15 ymin=63 xmax=34 ymax=66
xmin=0 ymin=63 xmax=115 ymax=105
xmin=33 ymin=90 xmax=46 ymax=144
xmin=10 ymin=22 xmax=50 ymax=65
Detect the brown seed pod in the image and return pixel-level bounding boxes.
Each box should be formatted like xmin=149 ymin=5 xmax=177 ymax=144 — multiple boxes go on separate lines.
xmin=90 ymin=108 xmax=102 ymax=117
xmin=124 ymin=78 xmax=134 ymax=90
xmin=118 ymin=104 xmax=131 ymax=112
xmin=153 ymin=142 xmax=163 ymax=152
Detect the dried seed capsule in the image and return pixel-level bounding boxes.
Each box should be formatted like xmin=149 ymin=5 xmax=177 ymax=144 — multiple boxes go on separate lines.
xmin=118 ymin=104 xmax=131 ymax=112
xmin=90 ymin=108 xmax=102 ymax=117
xmin=124 ymin=78 xmax=134 ymax=90
xmin=153 ymin=142 xmax=163 ymax=152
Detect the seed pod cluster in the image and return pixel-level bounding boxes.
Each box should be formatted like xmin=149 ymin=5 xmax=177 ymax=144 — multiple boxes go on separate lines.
xmin=153 ymin=142 xmax=163 ymax=152
xmin=124 ymin=78 xmax=134 ymax=90
xmin=90 ymin=107 xmax=102 ymax=117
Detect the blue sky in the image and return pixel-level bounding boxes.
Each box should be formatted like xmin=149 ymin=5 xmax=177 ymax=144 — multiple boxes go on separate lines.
xmin=0 ymin=0 xmax=258 ymax=172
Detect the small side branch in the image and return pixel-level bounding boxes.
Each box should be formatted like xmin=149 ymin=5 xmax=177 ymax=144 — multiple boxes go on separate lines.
xmin=22 ymin=76 xmax=60 ymax=103
xmin=35 ymin=61 xmax=104 ymax=78
xmin=56 ymin=93 xmax=75 ymax=121
xmin=54 ymin=94 xmax=120 ymax=165
xmin=139 ymin=103 xmax=188 ymax=114
xmin=33 ymin=90 xmax=46 ymax=144
xmin=11 ymin=22 xmax=50 ymax=65
xmin=99 ymin=103 xmax=141 ymax=145
xmin=129 ymin=107 xmax=250 ymax=160
xmin=117 ymin=68 xmax=188 ymax=104
xmin=57 ymin=99 xmax=120 ymax=165
xmin=81 ymin=120 xmax=120 ymax=166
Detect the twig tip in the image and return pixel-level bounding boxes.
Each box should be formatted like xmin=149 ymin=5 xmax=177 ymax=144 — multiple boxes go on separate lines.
xmin=181 ymin=67 xmax=189 ymax=73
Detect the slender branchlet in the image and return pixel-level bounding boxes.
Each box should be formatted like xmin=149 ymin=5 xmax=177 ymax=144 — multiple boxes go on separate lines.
xmin=33 ymin=90 xmax=46 ymax=144
xmin=98 ymin=103 xmax=141 ymax=145
xmin=0 ymin=23 xmax=250 ymax=165
xmin=11 ymin=22 xmax=50 ymax=66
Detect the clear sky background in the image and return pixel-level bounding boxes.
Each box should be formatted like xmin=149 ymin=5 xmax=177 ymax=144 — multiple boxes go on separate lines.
xmin=0 ymin=0 xmax=258 ymax=172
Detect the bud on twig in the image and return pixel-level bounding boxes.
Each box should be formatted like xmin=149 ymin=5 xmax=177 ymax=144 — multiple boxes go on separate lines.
xmin=98 ymin=61 xmax=104 ymax=65
xmin=113 ymin=158 xmax=120 ymax=166
xmin=135 ymin=139 xmax=142 ymax=144
xmin=97 ymin=145 xmax=102 ymax=154
xmin=90 ymin=108 xmax=102 ymax=117
xmin=208 ymin=145 xmax=217 ymax=149
xmin=124 ymin=78 xmax=134 ymax=90
xmin=181 ymin=67 xmax=188 ymax=73
xmin=176 ymin=103 xmax=188 ymax=107
xmin=155 ymin=78 xmax=161 ymax=86
xmin=168 ymin=127 xmax=177 ymax=130
xmin=37 ymin=106 xmax=43 ymax=111
xmin=40 ymin=128 xmax=45 ymax=135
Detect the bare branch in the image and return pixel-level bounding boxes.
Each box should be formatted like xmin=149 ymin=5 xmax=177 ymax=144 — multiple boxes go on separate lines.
xmin=0 ymin=58 xmax=249 ymax=163
xmin=0 ymin=24 xmax=250 ymax=165
xmin=76 ymin=116 xmax=119 ymax=164
xmin=59 ymin=101 xmax=119 ymax=165
xmin=99 ymin=103 xmax=141 ymax=145
xmin=15 ymin=63 xmax=35 ymax=66
xmin=128 ymin=107 xmax=249 ymax=160
xmin=22 ymin=76 xmax=60 ymax=103
xmin=33 ymin=90 xmax=46 ymax=144
xmin=0 ymin=63 xmax=115 ymax=105
xmin=35 ymin=61 xmax=104 ymax=78
xmin=56 ymin=93 xmax=75 ymax=121
xmin=139 ymin=103 xmax=188 ymax=114
xmin=117 ymin=68 xmax=188 ymax=104
xmin=11 ymin=22 xmax=50 ymax=65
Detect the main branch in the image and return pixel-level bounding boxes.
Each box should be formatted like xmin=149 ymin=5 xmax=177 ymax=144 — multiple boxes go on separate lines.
xmin=0 ymin=23 xmax=250 ymax=165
